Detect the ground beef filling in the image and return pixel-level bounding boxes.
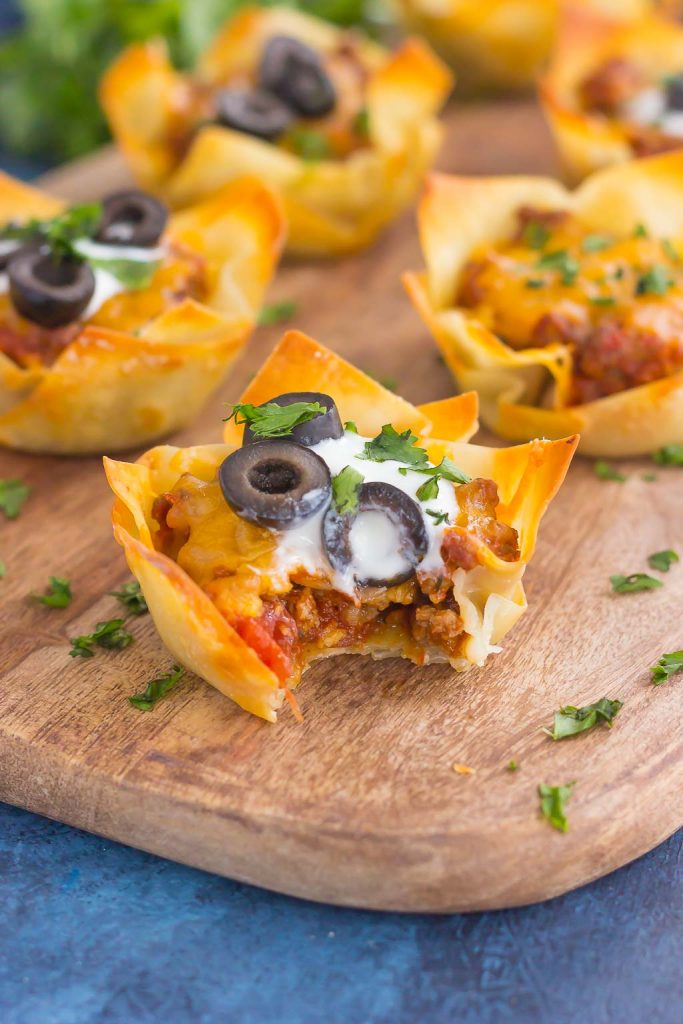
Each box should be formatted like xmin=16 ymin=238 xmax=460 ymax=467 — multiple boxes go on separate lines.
xmin=151 ymin=473 xmax=519 ymax=677
xmin=458 ymin=205 xmax=683 ymax=403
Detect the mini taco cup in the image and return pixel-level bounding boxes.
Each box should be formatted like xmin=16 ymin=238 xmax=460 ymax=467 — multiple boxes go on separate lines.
xmin=0 ymin=174 xmax=284 ymax=454
xmin=404 ymin=153 xmax=683 ymax=457
xmin=100 ymin=6 xmax=452 ymax=256
xmin=105 ymin=331 xmax=576 ymax=722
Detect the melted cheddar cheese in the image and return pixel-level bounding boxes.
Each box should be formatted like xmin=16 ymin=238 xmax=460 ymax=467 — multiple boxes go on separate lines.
xmin=458 ymin=208 xmax=683 ymax=403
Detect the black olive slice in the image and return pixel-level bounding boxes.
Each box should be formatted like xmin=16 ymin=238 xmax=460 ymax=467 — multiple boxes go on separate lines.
xmin=95 ymin=190 xmax=168 ymax=247
xmin=8 ymin=250 xmax=95 ymax=328
xmin=242 ymin=392 xmax=343 ymax=447
xmin=665 ymin=73 xmax=683 ymax=112
xmin=215 ymin=88 xmax=294 ymax=141
xmin=219 ymin=439 xmax=331 ymax=530
xmin=323 ymin=481 xmax=429 ymax=588
xmin=260 ymin=36 xmax=336 ymax=118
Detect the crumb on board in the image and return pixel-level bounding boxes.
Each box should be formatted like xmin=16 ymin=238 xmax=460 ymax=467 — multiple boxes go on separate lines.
xmin=452 ymin=762 xmax=475 ymax=775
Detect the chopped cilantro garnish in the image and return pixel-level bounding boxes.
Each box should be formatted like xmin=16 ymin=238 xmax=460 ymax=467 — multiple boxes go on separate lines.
xmin=506 ymin=759 xmax=519 ymax=772
xmin=653 ymin=443 xmax=683 ymax=466
xmin=332 ymin=466 xmax=363 ymax=515
xmin=536 ymin=249 xmax=579 ymax=286
xmin=633 ymin=223 xmax=649 ymax=239
xmin=647 ymin=549 xmax=679 ymax=573
xmin=525 ymin=278 xmax=545 ymax=289
xmin=257 ymin=300 xmax=298 ymax=327
xmin=545 ymin=698 xmax=622 ymax=741
xmin=610 ymin=573 xmax=663 ymax=594
xmin=225 ymin=400 xmax=326 ymax=439
xmin=353 ymin=107 xmax=369 ymax=138
xmin=33 ymin=576 xmax=72 ymax=609
xmin=662 ymin=238 xmax=680 ymax=263
xmin=635 ymin=265 xmax=672 ymax=296
xmin=594 ymin=460 xmax=626 ymax=482
xmin=286 ymin=128 xmax=332 ymax=160
xmin=590 ymin=295 xmax=616 ymax=307
xmin=612 ymin=266 xmax=625 ymax=280
xmin=651 ymin=650 xmax=683 ymax=685
xmin=538 ymin=781 xmax=575 ymax=832
xmin=0 ymin=478 xmax=31 ymax=520
xmin=359 ymin=424 xmax=429 ymax=468
xmin=3 ymin=203 xmax=102 ymax=261
xmin=129 ymin=664 xmax=184 ymax=711
xmin=366 ymin=369 xmax=398 ymax=392
xmin=0 ymin=560 xmax=5 ymax=580
xmin=69 ymin=618 xmax=134 ymax=658
xmin=344 ymin=421 xmax=358 ymax=434
xmin=110 ymin=580 xmax=148 ymax=615
xmin=582 ymin=234 xmax=612 ymax=252
xmin=642 ymin=472 xmax=657 ymax=482
xmin=522 ymin=220 xmax=550 ymax=250
xmin=411 ymin=457 xmax=472 ymax=501
xmin=426 ymin=509 xmax=450 ymax=526
xmin=79 ymin=254 xmax=159 ymax=290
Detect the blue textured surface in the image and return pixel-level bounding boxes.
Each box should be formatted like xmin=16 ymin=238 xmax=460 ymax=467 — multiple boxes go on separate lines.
xmin=0 ymin=803 xmax=681 ymax=1024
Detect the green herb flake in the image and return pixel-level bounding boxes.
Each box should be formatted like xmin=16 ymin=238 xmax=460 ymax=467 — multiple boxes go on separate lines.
xmin=545 ymin=698 xmax=623 ymax=741
xmin=129 ymin=664 xmax=184 ymax=711
xmin=110 ymin=580 xmax=148 ymax=615
xmin=359 ymin=424 xmax=429 ymax=468
xmin=287 ymin=128 xmax=332 ymax=161
xmin=257 ymin=300 xmax=298 ymax=327
xmin=642 ymin=472 xmax=658 ymax=482
xmin=610 ymin=573 xmax=663 ymax=594
xmin=69 ymin=618 xmax=134 ymax=658
xmin=344 ymin=421 xmax=358 ymax=434
xmin=82 ymin=255 xmax=159 ymax=290
xmin=536 ymin=249 xmax=579 ymax=286
xmin=0 ymin=478 xmax=31 ymax=520
xmin=651 ymin=650 xmax=683 ymax=685
xmin=633 ymin=223 xmax=649 ymax=239
xmin=662 ymin=238 xmax=680 ymax=263
xmin=538 ymin=781 xmax=575 ymax=832
xmin=4 ymin=203 xmax=102 ymax=260
xmin=506 ymin=759 xmax=519 ymax=772
xmin=590 ymin=295 xmax=616 ymax=307
xmin=0 ymin=560 xmax=6 ymax=579
xmin=225 ymin=400 xmax=326 ymax=439
xmin=33 ymin=576 xmax=72 ymax=609
xmin=525 ymin=278 xmax=545 ymax=289
xmin=411 ymin=457 xmax=472 ymax=503
xmin=582 ymin=234 xmax=612 ymax=253
xmin=594 ymin=460 xmax=626 ymax=482
xmin=635 ymin=265 xmax=672 ymax=297
xmin=647 ymin=549 xmax=679 ymax=573
xmin=522 ymin=221 xmax=550 ymax=250
xmin=332 ymin=465 xmax=363 ymax=516
xmin=426 ymin=509 xmax=450 ymax=526
xmin=353 ymin=107 xmax=369 ymax=138
xmin=653 ymin=443 xmax=683 ymax=466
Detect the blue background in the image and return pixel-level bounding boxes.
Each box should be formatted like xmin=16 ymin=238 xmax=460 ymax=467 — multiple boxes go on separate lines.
xmin=0 ymin=2 xmax=681 ymax=1020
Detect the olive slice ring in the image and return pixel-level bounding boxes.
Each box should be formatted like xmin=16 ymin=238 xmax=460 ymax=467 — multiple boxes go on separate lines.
xmin=242 ymin=392 xmax=343 ymax=447
xmin=219 ymin=439 xmax=332 ymax=530
xmin=95 ymin=190 xmax=168 ymax=247
xmin=215 ymin=88 xmax=294 ymax=141
xmin=260 ymin=35 xmax=336 ymax=119
xmin=666 ymin=74 xmax=683 ymax=112
xmin=322 ymin=481 xmax=429 ymax=588
xmin=8 ymin=249 xmax=95 ymax=328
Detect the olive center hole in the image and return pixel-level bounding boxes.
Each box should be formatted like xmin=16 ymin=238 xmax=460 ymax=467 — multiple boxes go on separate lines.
xmin=35 ymin=256 xmax=80 ymax=287
xmin=249 ymin=459 xmax=300 ymax=495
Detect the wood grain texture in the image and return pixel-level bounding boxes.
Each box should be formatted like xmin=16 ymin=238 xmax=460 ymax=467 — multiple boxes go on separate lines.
xmin=1 ymin=100 xmax=682 ymax=912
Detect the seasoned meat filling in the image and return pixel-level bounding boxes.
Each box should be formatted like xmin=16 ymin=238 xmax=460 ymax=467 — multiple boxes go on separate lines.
xmin=458 ymin=206 xmax=683 ymax=402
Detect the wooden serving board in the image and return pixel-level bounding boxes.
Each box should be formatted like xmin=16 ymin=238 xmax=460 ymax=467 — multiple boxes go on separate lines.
xmin=1 ymin=100 xmax=682 ymax=913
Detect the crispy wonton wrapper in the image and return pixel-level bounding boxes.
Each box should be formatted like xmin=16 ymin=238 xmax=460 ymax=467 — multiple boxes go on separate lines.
xmin=404 ymin=154 xmax=683 ymax=457
xmin=540 ymin=7 xmax=683 ymax=182
xmin=0 ymin=173 xmax=284 ymax=454
xmin=100 ymin=6 xmax=452 ymax=256
xmin=105 ymin=331 xmax=577 ymax=722
xmin=393 ymin=0 xmax=647 ymax=96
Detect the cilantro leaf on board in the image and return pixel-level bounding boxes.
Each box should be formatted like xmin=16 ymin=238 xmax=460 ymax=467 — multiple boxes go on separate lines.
xmin=651 ymin=650 xmax=683 ymax=685
xmin=0 ymin=478 xmax=31 ymax=520
xmin=33 ymin=576 xmax=72 ymax=609
xmin=610 ymin=573 xmax=663 ymax=594
xmin=538 ymin=781 xmax=575 ymax=832
xmin=545 ymin=698 xmax=623 ymax=740
xmin=647 ymin=550 xmax=679 ymax=573
xmin=69 ymin=618 xmax=134 ymax=658
xmin=110 ymin=580 xmax=148 ymax=615
xmin=129 ymin=664 xmax=184 ymax=711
